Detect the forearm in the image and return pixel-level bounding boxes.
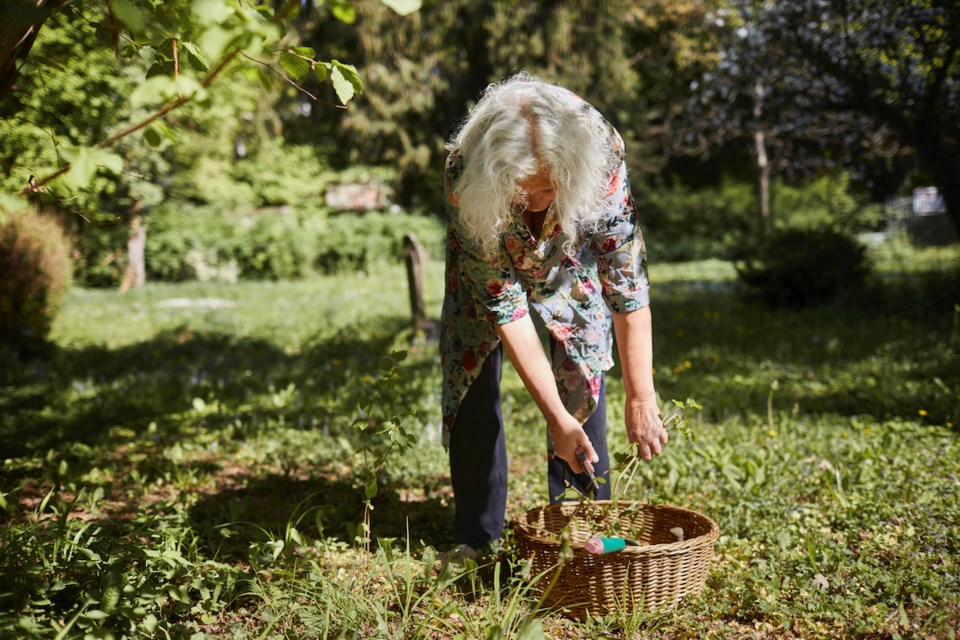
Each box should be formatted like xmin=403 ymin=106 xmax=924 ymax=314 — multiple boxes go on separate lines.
xmin=612 ymin=305 xmax=666 ymax=457
xmin=495 ymin=314 xmax=598 ymax=469
xmin=495 ymin=314 xmax=567 ymax=422
xmin=612 ymin=305 xmax=658 ymax=406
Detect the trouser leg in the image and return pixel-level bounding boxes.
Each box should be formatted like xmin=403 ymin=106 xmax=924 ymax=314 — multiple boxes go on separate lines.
xmin=547 ymin=353 xmax=610 ymax=502
xmin=449 ymin=345 xmax=507 ymax=548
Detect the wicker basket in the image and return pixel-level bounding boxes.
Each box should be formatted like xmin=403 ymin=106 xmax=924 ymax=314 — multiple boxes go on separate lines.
xmin=514 ymin=501 xmax=719 ymax=619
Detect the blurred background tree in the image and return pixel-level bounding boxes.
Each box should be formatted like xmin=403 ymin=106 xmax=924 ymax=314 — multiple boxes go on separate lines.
xmin=760 ymin=0 xmax=960 ymax=234
xmin=675 ymin=0 xmax=958 ymax=241
xmin=298 ymin=0 xmax=724 ymax=211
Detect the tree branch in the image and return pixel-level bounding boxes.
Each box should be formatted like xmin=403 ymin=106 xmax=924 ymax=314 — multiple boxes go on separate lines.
xmin=18 ymin=47 xmax=241 ymax=196
xmin=239 ymin=50 xmax=319 ymax=102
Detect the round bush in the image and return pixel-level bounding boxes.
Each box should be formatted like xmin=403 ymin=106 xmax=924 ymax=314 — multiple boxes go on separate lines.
xmin=0 ymin=210 xmax=73 ymax=345
xmin=736 ymin=228 xmax=869 ymax=308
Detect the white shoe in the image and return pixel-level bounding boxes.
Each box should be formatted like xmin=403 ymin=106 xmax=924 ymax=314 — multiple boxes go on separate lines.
xmin=438 ymin=543 xmax=477 ymax=563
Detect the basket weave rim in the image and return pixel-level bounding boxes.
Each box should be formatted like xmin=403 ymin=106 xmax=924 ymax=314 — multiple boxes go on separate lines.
xmin=514 ymin=500 xmax=720 ymax=553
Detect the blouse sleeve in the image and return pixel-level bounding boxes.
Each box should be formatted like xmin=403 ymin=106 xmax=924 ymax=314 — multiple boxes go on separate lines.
xmin=445 ymin=154 xmax=529 ymax=325
xmin=588 ymin=157 xmax=651 ymax=313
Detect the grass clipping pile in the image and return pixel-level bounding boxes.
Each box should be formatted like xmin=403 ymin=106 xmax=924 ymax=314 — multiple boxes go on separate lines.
xmin=513 ymin=400 xmax=718 ymax=620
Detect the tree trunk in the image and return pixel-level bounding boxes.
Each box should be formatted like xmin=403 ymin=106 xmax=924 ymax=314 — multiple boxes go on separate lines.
xmin=119 ymin=215 xmax=146 ymax=294
xmin=753 ymin=82 xmax=771 ymax=240
xmin=403 ymin=232 xmax=427 ymax=336
xmin=755 ymin=128 xmax=771 ymax=239
xmin=0 ymin=20 xmax=40 ymax=99
xmin=0 ymin=1 xmax=69 ymax=100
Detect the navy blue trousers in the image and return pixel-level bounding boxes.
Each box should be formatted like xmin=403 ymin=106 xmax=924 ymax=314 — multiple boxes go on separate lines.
xmin=449 ymin=342 xmax=611 ymax=548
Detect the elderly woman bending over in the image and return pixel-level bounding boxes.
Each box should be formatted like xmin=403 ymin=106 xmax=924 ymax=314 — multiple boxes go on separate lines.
xmin=439 ymin=73 xmax=667 ymax=558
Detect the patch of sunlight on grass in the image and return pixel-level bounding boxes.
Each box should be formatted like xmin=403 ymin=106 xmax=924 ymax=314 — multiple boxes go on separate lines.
xmin=50 ymin=263 xmax=448 ymax=350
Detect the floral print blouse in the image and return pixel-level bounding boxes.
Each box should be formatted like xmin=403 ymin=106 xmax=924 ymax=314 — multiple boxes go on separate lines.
xmin=440 ymin=87 xmax=650 ymax=447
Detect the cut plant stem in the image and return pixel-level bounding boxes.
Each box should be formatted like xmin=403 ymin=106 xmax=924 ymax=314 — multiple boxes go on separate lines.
xmin=611 ymin=411 xmax=681 ymax=498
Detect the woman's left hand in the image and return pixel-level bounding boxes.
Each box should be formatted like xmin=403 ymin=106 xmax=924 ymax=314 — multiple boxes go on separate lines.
xmin=625 ymin=398 xmax=668 ymax=461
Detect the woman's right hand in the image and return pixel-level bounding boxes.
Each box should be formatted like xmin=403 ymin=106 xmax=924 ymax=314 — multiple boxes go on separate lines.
xmin=494 ymin=315 xmax=598 ymax=474
xmin=548 ymin=412 xmax=599 ymax=475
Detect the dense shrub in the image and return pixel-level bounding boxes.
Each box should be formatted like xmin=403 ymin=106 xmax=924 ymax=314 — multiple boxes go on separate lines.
xmin=640 ymin=175 xmax=882 ymax=262
xmin=233 ymin=144 xmax=333 ymax=207
xmin=736 ymin=228 xmax=869 ymax=308
xmin=773 ymin=173 xmax=885 ymax=233
xmin=139 ymin=205 xmax=447 ymax=282
xmin=313 ymin=211 xmax=446 ymax=274
xmin=73 ymin=220 xmax=130 ymax=288
xmin=639 ymin=180 xmax=758 ymax=262
xmin=145 ymin=205 xmax=241 ymax=282
xmin=0 ymin=210 xmax=72 ymax=345
xmin=235 ymin=211 xmax=317 ymax=281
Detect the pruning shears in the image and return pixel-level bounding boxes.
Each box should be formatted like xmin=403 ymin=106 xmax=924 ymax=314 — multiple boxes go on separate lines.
xmin=576 ymin=446 xmax=598 ymax=494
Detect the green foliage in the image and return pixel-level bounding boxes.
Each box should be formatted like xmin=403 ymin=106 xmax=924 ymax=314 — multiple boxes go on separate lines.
xmin=750 ymin=0 xmax=960 ymax=230
xmin=1 ymin=0 xmax=423 ymax=290
xmin=350 ymin=349 xmax=418 ymax=550
xmin=2 ymin=0 xmax=960 ymax=633
xmin=0 ymin=488 xmax=245 ymax=639
xmin=557 ymin=398 xmax=701 ymax=504
xmin=641 ymin=179 xmax=757 ymax=262
xmin=0 ymin=5 xmax=132 ymax=219
xmin=773 ymin=173 xmax=885 ymax=233
xmin=641 ymin=175 xmax=883 ymax=263
xmin=0 ymin=210 xmax=72 ymax=347
xmin=144 ymin=204 xmax=241 ymax=282
xmin=6 ymin=0 xmax=947 ymax=298
xmin=234 ymin=210 xmax=317 ymax=281
xmin=233 ymin=144 xmax=330 ymax=207
xmin=139 ymin=205 xmax=446 ymax=283
xmin=62 ymin=198 xmax=447 ymax=287
xmin=70 ymin=221 xmax=132 ymax=289
xmin=736 ymin=228 xmax=870 ymax=308
xmin=314 ymin=0 xmax=724 ymax=209
xmin=314 ymin=211 xmax=445 ymax=275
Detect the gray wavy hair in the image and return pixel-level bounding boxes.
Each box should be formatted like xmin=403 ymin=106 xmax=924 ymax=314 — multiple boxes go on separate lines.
xmin=447 ymin=72 xmax=618 ymax=257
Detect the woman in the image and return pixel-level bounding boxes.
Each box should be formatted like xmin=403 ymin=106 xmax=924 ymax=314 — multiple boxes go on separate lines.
xmin=440 ymin=73 xmax=667 ymax=558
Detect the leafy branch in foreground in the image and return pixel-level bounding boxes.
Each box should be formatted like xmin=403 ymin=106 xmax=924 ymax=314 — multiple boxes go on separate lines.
xmin=16 ymin=46 xmax=240 ymax=199
xmin=350 ymin=350 xmax=419 ymax=553
xmin=0 ymin=0 xmax=421 ymax=213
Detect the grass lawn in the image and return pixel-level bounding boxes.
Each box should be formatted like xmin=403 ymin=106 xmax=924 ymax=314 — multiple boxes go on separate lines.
xmin=1 ymin=244 xmax=958 ymax=639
